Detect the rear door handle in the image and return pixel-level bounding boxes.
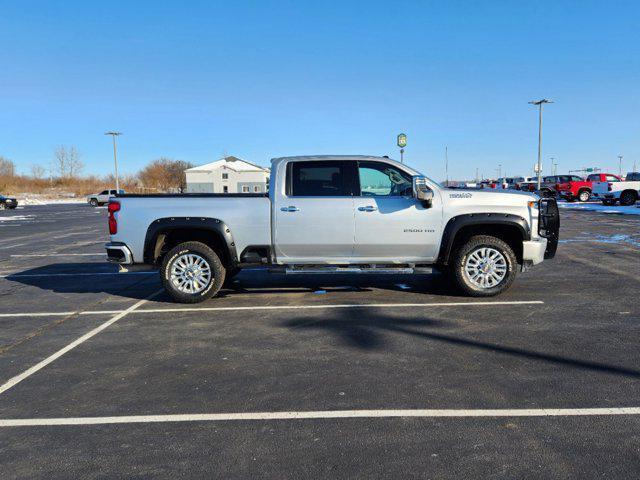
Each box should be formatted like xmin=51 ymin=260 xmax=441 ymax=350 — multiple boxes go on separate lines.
xmin=358 ymin=206 xmax=378 ymax=212
xmin=280 ymin=206 xmax=300 ymax=212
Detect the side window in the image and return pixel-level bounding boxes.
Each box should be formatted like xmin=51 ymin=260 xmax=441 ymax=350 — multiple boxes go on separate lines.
xmin=288 ymin=161 xmax=351 ymax=197
xmin=587 ymin=174 xmax=598 ymax=181
xmin=606 ymin=175 xmax=619 ymax=182
xmin=222 ymin=173 xmax=228 ymax=180
xmin=571 ymin=176 xmax=583 ymax=182
xmin=242 ymin=185 xmax=250 ymax=193
xmin=253 ymin=185 xmax=260 ymax=192
xmin=100 ymin=190 xmax=109 ymax=195
xmin=357 ymin=161 xmax=412 ymax=197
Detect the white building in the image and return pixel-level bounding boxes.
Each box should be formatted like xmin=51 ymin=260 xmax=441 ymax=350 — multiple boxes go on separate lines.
xmin=184 ymin=156 xmax=270 ymax=194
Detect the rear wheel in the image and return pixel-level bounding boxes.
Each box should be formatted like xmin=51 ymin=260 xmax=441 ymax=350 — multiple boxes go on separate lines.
xmin=602 ymin=199 xmax=616 ymax=206
xmin=89 ymin=198 xmax=98 ymax=207
xmin=450 ymin=235 xmax=517 ymax=297
xmin=578 ymin=189 xmax=591 ymax=202
xmin=161 ymin=241 xmax=225 ymax=303
xmin=620 ymin=191 xmax=637 ymax=206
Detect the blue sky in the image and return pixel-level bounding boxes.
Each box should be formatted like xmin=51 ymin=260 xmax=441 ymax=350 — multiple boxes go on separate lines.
xmin=1 ymin=0 xmax=638 ymax=180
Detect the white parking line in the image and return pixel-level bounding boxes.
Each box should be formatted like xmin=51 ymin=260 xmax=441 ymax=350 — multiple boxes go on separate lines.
xmin=10 ymin=253 xmax=107 ymax=257
xmin=1 ymin=406 xmax=639 ymax=427
xmin=0 ymin=271 xmax=155 ymax=279
xmin=0 ymin=300 xmax=544 ymax=318
xmin=0 ymin=289 xmax=163 ymax=395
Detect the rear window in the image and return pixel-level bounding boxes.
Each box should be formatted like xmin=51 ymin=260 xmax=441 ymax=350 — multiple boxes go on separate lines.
xmin=288 ymin=161 xmax=351 ymax=196
xmin=626 ymin=173 xmax=640 ymax=181
xmin=587 ymin=174 xmax=600 ymax=181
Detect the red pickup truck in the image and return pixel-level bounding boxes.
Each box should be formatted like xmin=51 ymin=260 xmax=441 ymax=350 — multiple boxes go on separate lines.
xmin=556 ymin=173 xmax=622 ymax=202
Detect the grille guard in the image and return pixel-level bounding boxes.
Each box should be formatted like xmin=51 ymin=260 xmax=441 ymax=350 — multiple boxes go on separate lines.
xmin=538 ymin=198 xmax=560 ymax=259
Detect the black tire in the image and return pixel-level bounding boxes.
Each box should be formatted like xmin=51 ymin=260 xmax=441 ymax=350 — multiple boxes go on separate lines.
xmin=619 ymin=191 xmax=637 ymax=206
xmin=578 ymin=189 xmax=591 ymax=202
xmin=450 ymin=235 xmax=517 ymax=297
xmin=89 ymin=198 xmax=98 ymax=207
xmin=161 ymin=241 xmax=225 ymax=303
xmin=602 ymin=199 xmax=616 ymax=206
xmin=565 ymin=197 xmax=576 ymax=203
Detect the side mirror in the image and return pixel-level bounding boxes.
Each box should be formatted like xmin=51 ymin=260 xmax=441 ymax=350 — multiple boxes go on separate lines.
xmin=413 ymin=176 xmax=434 ymax=206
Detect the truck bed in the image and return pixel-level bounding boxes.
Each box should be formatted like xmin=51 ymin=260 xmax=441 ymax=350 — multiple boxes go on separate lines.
xmin=111 ymin=194 xmax=271 ymax=263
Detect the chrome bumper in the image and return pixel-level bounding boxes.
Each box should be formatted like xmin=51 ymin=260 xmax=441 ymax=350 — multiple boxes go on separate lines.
xmin=105 ymin=242 xmax=133 ymax=264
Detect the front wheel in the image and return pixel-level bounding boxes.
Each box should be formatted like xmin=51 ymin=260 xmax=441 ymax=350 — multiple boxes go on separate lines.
xmin=161 ymin=241 xmax=225 ymax=303
xmin=450 ymin=235 xmax=517 ymax=297
xmin=620 ymin=191 xmax=637 ymax=206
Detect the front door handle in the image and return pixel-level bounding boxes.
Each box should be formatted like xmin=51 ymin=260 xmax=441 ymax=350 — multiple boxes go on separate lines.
xmin=358 ymin=206 xmax=378 ymax=212
xmin=280 ymin=206 xmax=300 ymax=212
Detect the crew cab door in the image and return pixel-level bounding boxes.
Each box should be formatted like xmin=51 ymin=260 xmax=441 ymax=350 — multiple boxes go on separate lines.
xmin=352 ymin=161 xmax=442 ymax=262
xmin=273 ymin=160 xmax=356 ymax=263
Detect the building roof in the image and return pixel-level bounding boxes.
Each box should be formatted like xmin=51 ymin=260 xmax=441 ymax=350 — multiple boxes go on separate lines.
xmin=185 ymin=156 xmax=269 ymax=173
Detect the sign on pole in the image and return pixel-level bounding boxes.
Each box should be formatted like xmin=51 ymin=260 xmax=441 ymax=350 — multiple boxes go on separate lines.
xmin=397 ymin=133 xmax=407 ymax=148
xmin=534 ymin=163 xmax=543 ymax=173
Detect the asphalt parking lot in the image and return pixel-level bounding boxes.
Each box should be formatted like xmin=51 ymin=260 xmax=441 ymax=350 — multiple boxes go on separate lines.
xmin=0 ymin=203 xmax=639 ymax=479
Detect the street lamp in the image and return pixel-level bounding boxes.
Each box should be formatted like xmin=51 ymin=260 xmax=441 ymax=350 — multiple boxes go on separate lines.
xmin=618 ymin=155 xmax=623 ymax=177
xmin=550 ymin=157 xmax=557 ymax=176
xmin=529 ymin=99 xmax=553 ymax=190
xmin=105 ymin=132 xmax=122 ymax=191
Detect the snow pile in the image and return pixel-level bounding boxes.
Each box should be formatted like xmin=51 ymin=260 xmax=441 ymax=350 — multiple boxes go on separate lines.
xmin=16 ymin=196 xmax=86 ymax=205
xmin=0 ymin=215 xmax=35 ymax=222
xmin=557 ymin=201 xmax=640 ymax=216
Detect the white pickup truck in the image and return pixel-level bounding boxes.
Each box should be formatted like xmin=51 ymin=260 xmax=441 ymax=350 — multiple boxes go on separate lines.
xmin=592 ymin=172 xmax=640 ymax=206
xmin=105 ymin=155 xmax=559 ymax=303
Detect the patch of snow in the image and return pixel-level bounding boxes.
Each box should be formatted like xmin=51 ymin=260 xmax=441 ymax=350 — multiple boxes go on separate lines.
xmin=0 ymin=215 xmax=35 ymax=222
xmin=557 ymin=200 xmax=640 ymax=216
xmin=16 ymin=197 xmax=86 ymax=205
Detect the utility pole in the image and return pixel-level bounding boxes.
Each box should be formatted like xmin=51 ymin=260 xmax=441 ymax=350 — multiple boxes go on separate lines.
xmin=445 ymin=146 xmax=449 ymax=187
xmin=105 ymin=132 xmax=122 ymax=191
xmin=550 ymin=157 xmax=557 ymax=176
xmin=475 ymin=167 xmax=479 ymax=183
xmin=529 ymin=99 xmax=553 ymax=190
xmin=618 ymin=155 xmax=623 ymax=177
xmin=497 ymin=164 xmax=502 ymax=179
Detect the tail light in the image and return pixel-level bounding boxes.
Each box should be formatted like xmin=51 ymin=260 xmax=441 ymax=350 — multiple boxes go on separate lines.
xmin=607 ymin=183 xmax=613 ymax=192
xmin=108 ymin=201 xmax=120 ymax=234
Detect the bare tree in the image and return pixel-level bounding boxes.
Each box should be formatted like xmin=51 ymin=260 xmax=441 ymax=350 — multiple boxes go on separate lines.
xmin=138 ymin=158 xmax=194 ymax=192
xmin=68 ymin=146 xmax=84 ymax=178
xmin=54 ymin=145 xmax=84 ymax=178
xmin=30 ymin=164 xmax=46 ymax=179
xmin=0 ymin=156 xmax=16 ymax=177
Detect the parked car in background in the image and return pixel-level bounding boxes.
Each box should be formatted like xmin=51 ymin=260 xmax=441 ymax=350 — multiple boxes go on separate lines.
xmin=592 ymin=172 xmax=640 ymax=206
xmin=87 ymin=189 xmax=125 ymax=207
xmin=497 ymin=177 xmax=525 ymax=189
xmin=0 ymin=194 xmax=18 ymax=210
xmin=535 ymin=175 xmax=583 ymax=198
xmin=515 ymin=177 xmax=537 ymax=192
xmin=555 ymin=173 xmax=620 ymax=202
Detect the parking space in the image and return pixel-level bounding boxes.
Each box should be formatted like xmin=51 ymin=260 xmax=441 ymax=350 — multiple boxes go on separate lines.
xmin=0 ymin=204 xmax=639 ymax=478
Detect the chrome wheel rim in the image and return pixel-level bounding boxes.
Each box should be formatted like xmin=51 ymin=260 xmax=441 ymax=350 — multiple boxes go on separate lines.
xmin=579 ymin=192 xmax=590 ymax=202
xmin=170 ymin=253 xmax=212 ymax=294
xmin=464 ymin=247 xmax=507 ymax=289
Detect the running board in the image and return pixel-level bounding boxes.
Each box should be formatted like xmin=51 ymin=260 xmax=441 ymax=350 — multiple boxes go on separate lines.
xmin=269 ymin=266 xmax=433 ymax=275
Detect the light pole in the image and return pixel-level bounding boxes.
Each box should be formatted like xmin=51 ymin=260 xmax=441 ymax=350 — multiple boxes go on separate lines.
xmin=618 ymin=155 xmax=623 ymax=177
xmin=529 ymin=99 xmax=553 ymax=190
xmin=550 ymin=157 xmax=557 ymax=176
xmin=445 ymin=146 xmax=449 ymax=187
xmin=105 ymin=131 xmax=122 ymax=191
